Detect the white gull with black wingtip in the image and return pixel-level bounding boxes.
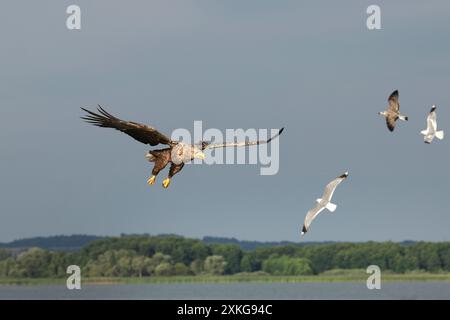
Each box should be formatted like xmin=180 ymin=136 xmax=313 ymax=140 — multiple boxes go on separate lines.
xmin=421 ymin=105 xmax=444 ymax=144
xmin=301 ymin=171 xmax=349 ymax=235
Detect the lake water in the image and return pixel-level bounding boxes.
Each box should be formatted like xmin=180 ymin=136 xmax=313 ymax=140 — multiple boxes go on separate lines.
xmin=0 ymin=282 xmax=449 ymax=299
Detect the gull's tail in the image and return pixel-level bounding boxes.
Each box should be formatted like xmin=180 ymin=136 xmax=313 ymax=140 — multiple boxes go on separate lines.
xmin=326 ymin=203 xmax=337 ymax=212
xmin=436 ymin=130 xmax=444 ymax=140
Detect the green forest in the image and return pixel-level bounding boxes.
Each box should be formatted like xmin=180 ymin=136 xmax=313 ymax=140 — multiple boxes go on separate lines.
xmin=0 ymin=235 xmax=449 ymax=278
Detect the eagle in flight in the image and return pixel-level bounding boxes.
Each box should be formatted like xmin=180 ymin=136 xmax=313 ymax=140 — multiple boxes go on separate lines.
xmin=81 ymin=106 xmax=284 ymax=188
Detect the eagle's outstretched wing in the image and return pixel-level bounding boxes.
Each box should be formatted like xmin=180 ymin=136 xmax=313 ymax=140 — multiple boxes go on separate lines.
xmin=81 ymin=106 xmax=173 ymax=146
xmin=203 ymin=128 xmax=284 ymax=150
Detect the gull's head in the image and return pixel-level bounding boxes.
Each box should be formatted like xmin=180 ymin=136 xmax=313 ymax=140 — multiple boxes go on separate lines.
xmin=340 ymin=171 xmax=349 ymax=178
xmin=378 ymin=111 xmax=386 ymax=117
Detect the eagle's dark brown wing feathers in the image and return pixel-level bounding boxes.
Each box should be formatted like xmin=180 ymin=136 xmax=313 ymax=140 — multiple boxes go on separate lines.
xmin=81 ymin=106 xmax=172 ymax=146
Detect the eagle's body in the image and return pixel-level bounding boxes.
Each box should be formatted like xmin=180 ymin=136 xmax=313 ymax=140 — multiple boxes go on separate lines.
xmin=144 ymin=143 xmax=201 ymax=187
xmin=81 ymin=106 xmax=283 ymax=188
xmin=145 ymin=148 xmax=181 ymax=187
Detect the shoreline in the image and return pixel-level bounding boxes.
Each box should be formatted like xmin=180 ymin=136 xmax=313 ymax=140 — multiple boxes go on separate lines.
xmin=1 ymin=273 xmax=450 ymax=286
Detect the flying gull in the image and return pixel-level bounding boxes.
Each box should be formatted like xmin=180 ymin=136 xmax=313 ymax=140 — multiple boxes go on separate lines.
xmin=378 ymin=90 xmax=408 ymax=132
xmin=421 ymin=105 xmax=444 ymax=144
xmin=301 ymin=172 xmax=349 ymax=235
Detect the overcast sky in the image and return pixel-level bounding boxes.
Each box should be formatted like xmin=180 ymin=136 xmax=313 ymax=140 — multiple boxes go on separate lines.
xmin=1 ymin=1 xmax=449 ymax=242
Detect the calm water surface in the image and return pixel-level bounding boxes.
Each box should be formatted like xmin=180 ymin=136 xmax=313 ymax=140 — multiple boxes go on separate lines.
xmin=1 ymin=282 xmax=449 ymax=299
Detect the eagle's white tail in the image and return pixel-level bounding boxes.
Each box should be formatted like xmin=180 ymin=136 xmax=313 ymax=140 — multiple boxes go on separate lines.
xmin=326 ymin=202 xmax=337 ymax=212
xmin=435 ymin=130 xmax=444 ymax=140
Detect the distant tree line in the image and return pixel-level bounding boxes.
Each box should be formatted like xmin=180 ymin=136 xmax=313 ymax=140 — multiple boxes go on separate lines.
xmin=0 ymin=235 xmax=104 ymax=251
xmin=0 ymin=236 xmax=449 ymax=278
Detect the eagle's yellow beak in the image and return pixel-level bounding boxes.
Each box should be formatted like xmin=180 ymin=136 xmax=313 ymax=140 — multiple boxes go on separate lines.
xmin=195 ymin=152 xmax=205 ymax=160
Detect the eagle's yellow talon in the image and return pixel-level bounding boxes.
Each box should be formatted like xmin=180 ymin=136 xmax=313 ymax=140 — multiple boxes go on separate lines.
xmin=162 ymin=178 xmax=171 ymax=189
xmin=147 ymin=175 xmax=156 ymax=185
